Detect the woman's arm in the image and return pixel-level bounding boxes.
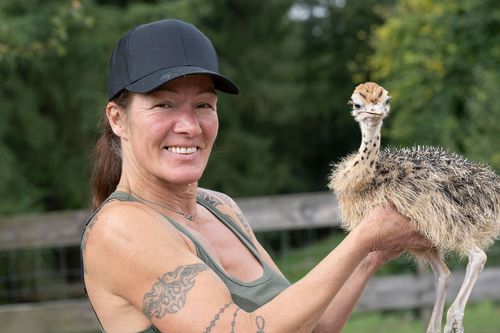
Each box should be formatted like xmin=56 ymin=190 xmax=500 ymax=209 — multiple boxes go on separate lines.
xmin=203 ymin=191 xmax=430 ymax=333
xmin=244 ymin=213 xmax=397 ymax=333
xmin=84 ymin=199 xmax=426 ymax=333
xmin=313 ymin=217 xmax=433 ymax=333
xmin=312 ymin=252 xmax=384 ymax=333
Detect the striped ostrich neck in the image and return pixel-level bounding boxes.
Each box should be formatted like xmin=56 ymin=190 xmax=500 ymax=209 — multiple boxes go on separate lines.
xmin=356 ymin=121 xmax=382 ymax=171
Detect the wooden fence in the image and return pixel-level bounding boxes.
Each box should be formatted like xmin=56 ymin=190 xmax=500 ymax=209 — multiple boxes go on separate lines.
xmin=1 ymin=192 xmax=500 ymax=333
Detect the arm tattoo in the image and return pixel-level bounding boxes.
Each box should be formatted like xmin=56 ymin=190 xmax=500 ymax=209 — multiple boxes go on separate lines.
xmin=256 ymin=315 xmax=266 ymax=332
xmin=230 ymin=307 xmax=241 ymax=333
xmin=203 ymin=302 xmax=233 ymax=333
xmin=143 ymin=263 xmax=208 ymax=319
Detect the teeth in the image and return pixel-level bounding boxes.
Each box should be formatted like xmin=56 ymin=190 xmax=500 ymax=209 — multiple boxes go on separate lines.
xmin=167 ymin=147 xmax=198 ymax=154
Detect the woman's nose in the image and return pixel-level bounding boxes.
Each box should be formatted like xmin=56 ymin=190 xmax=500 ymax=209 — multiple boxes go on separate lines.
xmin=173 ymin=107 xmax=202 ymax=136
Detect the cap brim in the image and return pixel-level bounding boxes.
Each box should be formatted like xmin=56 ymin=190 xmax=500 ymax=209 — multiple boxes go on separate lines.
xmin=125 ymin=66 xmax=239 ymax=95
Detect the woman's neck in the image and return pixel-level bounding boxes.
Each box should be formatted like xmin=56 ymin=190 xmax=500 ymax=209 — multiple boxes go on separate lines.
xmin=116 ymin=176 xmax=199 ymax=218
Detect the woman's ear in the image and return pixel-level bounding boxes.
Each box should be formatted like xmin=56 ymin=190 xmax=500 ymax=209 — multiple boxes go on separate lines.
xmin=106 ymin=102 xmax=128 ymax=140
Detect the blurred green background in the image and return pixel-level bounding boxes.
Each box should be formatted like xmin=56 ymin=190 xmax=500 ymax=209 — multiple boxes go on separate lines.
xmin=0 ymin=0 xmax=498 ymax=215
xmin=0 ymin=0 xmax=499 ymax=331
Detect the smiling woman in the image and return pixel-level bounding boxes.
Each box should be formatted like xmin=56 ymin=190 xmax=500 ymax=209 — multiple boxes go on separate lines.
xmin=107 ymin=75 xmax=219 ymax=187
xmin=81 ymin=18 xmax=432 ymax=333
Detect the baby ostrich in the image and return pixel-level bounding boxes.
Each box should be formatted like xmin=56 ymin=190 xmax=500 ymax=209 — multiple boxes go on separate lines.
xmin=329 ymin=82 xmax=500 ymax=333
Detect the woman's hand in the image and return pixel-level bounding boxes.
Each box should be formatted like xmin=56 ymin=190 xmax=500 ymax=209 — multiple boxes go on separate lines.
xmin=355 ymin=204 xmax=433 ymax=262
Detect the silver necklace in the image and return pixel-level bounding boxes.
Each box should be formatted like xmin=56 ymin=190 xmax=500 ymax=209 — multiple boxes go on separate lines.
xmin=132 ymin=192 xmax=196 ymax=222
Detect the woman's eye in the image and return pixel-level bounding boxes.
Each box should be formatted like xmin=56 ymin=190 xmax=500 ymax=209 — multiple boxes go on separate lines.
xmin=154 ymin=102 xmax=172 ymax=109
xmin=197 ymin=103 xmax=214 ymax=110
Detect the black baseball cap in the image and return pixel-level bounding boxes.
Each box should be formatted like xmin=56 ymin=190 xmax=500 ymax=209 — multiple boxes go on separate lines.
xmin=108 ymin=19 xmax=239 ymax=101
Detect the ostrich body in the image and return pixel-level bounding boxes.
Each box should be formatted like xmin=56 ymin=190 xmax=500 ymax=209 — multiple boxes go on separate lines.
xmin=329 ymin=82 xmax=500 ymax=333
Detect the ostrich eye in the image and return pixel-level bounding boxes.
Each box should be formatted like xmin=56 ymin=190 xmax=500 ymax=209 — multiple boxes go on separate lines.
xmin=348 ymin=100 xmax=362 ymax=110
xmin=384 ymin=97 xmax=392 ymax=105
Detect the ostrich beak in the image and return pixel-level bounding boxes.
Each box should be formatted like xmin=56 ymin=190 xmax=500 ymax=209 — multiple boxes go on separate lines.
xmin=361 ymin=104 xmax=385 ymax=117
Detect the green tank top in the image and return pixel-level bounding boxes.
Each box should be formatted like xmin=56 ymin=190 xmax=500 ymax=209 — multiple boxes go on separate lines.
xmin=81 ymin=191 xmax=290 ymax=333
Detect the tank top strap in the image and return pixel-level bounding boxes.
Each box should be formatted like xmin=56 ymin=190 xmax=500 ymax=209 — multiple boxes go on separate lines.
xmin=82 ymin=191 xmax=131 ymax=227
xmin=106 ymin=190 xmax=135 ymax=202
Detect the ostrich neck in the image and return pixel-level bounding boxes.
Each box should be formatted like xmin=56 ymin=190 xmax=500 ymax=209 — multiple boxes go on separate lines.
xmin=355 ymin=121 xmax=382 ymax=172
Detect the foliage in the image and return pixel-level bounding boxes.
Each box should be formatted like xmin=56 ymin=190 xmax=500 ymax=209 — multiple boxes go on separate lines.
xmin=0 ymin=0 xmax=95 ymax=213
xmin=0 ymin=0 xmax=497 ymax=214
xmin=195 ymin=0 xmax=398 ymax=195
xmin=266 ymin=0 xmax=396 ymax=192
xmin=0 ymin=0 xmax=387 ymax=212
xmin=193 ymin=0 xmax=303 ymax=195
xmin=0 ymin=0 xmax=201 ymax=213
xmin=370 ymin=0 xmax=500 ymax=169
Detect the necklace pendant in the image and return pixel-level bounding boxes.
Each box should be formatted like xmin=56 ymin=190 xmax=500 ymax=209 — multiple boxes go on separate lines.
xmin=183 ymin=213 xmax=195 ymax=221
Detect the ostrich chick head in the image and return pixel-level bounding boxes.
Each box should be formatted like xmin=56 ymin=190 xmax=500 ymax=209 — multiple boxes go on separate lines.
xmin=349 ymin=82 xmax=391 ymax=126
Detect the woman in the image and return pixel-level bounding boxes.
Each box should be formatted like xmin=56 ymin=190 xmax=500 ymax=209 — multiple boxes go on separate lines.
xmin=81 ymin=19 xmax=430 ymax=333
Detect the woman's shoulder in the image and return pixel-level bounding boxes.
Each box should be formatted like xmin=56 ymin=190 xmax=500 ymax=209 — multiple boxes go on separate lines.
xmin=81 ymin=199 xmax=205 ymax=321
xmin=83 ymin=199 xmax=187 ymax=264
xmin=88 ymin=199 xmax=164 ymax=237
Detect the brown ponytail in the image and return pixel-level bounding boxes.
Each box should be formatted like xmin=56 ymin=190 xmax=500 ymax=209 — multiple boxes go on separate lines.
xmin=90 ymin=91 xmax=131 ymax=210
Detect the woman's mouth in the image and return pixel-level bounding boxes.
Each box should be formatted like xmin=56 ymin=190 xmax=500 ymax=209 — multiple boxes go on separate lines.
xmin=166 ymin=146 xmax=199 ymax=154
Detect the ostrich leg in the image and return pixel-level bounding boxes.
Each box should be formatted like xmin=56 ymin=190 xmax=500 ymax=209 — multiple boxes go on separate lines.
xmin=426 ymin=254 xmax=451 ymax=333
xmin=444 ymin=246 xmax=487 ymax=333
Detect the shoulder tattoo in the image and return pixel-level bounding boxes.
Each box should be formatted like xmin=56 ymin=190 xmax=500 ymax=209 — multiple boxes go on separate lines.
xmin=143 ymin=263 xmax=208 ymax=319
xmin=199 ymin=190 xmax=254 ymax=237
xmin=213 ymin=191 xmax=235 ymax=207
xmin=234 ymin=209 xmax=253 ymax=237
xmin=197 ymin=190 xmax=224 ymax=208
xmin=81 ymin=216 xmax=98 ymax=274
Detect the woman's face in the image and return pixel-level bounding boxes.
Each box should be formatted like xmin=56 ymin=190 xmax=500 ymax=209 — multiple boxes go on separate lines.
xmin=119 ymin=75 xmax=219 ymax=186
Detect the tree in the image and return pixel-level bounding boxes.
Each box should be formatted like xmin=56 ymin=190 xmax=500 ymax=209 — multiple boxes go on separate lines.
xmin=0 ymin=0 xmax=403 ymax=213
xmin=0 ymin=0 xmax=197 ymax=213
xmin=191 ymin=0 xmax=303 ymax=196
xmin=273 ymin=0 xmax=396 ymax=191
xmin=370 ymin=0 xmax=500 ymax=170
xmin=0 ymin=0 xmax=95 ymax=213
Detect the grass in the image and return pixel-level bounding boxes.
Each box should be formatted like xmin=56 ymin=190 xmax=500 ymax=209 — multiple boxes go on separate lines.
xmin=272 ymin=231 xmax=500 ymax=332
xmin=344 ymin=301 xmax=500 ymax=333
xmin=274 ymin=231 xmax=422 ymax=281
